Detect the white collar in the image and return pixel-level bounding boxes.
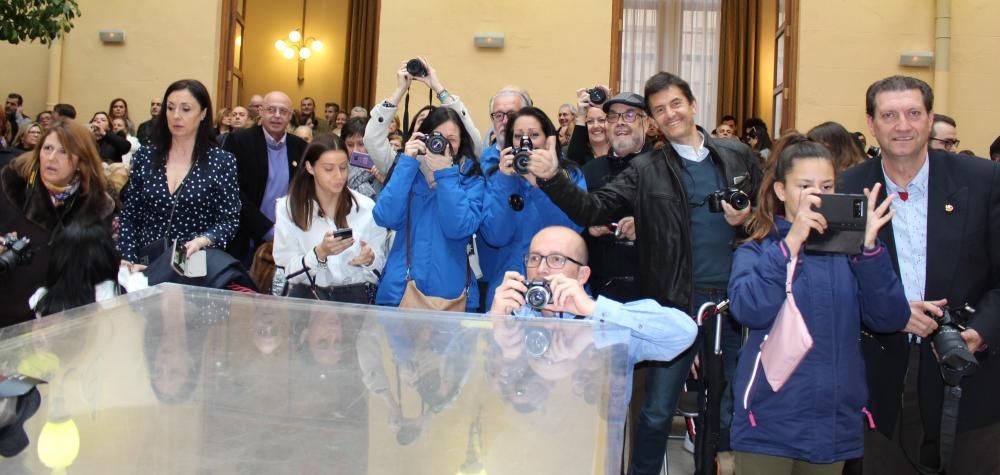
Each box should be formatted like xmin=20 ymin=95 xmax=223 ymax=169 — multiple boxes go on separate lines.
xmin=670 ymin=132 xmax=710 ymax=162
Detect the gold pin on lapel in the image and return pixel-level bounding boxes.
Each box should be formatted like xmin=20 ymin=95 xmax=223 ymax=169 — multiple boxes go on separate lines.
xmin=945 ymin=203 xmax=955 ymax=213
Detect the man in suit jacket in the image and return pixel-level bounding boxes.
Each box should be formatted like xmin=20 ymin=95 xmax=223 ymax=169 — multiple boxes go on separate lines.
xmin=840 ymin=75 xmax=1000 ymax=474
xmin=223 ymin=91 xmax=306 ymax=261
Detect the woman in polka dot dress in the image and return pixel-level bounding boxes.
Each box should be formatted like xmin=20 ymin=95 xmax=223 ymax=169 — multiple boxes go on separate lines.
xmin=118 ymin=79 xmax=240 ymax=271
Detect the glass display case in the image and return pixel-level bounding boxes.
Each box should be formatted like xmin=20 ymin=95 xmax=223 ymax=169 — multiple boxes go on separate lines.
xmin=0 ymin=284 xmax=632 ymax=474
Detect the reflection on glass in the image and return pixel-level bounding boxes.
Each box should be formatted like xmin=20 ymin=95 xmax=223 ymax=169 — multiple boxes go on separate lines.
xmin=0 ymin=285 xmax=632 ymax=474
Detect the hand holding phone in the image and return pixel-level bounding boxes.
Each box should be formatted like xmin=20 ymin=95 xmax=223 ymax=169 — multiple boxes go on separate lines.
xmin=349 ymin=151 xmax=375 ymax=170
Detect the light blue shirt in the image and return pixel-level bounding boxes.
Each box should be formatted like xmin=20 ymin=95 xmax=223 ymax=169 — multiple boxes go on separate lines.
xmin=882 ymin=156 xmax=929 ymax=303
xmin=509 ymin=295 xmax=698 ymax=400
xmin=261 ymin=131 xmax=290 ymax=241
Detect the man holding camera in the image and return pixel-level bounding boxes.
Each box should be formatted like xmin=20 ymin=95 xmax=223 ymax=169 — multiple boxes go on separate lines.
xmin=580 ymin=91 xmax=649 ymax=303
xmin=489 ymin=225 xmax=696 ymax=367
xmin=840 ymin=75 xmax=1000 ymax=474
xmin=531 ymin=72 xmax=760 ymax=475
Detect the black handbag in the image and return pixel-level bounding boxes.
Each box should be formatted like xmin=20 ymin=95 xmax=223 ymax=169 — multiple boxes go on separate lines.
xmin=276 ymin=257 xmax=376 ymax=304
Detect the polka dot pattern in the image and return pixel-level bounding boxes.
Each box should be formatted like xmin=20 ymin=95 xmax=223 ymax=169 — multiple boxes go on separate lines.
xmin=118 ymin=145 xmax=241 ymax=262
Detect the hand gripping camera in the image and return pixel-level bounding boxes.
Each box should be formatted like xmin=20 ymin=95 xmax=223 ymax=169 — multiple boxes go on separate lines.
xmin=420 ymin=131 xmax=449 ymax=155
xmin=931 ymin=304 xmax=979 ymax=384
xmin=706 ymin=187 xmax=751 ymax=213
xmin=511 ymin=136 xmax=534 ymax=175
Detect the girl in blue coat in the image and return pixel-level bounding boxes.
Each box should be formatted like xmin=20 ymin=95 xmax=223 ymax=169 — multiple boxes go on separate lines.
xmin=373 ymin=107 xmax=485 ymax=311
xmin=478 ymin=107 xmax=586 ymax=309
xmin=727 ymin=134 xmax=909 ymax=473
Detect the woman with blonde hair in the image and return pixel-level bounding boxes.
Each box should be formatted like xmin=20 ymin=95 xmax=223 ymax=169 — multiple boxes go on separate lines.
xmin=0 ymin=119 xmax=115 ymax=326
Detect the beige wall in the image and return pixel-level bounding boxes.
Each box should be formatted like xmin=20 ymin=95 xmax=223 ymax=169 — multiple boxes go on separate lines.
xmin=796 ymin=0 xmax=999 ymax=156
xmin=0 ymin=41 xmax=51 ymax=117
xmin=241 ymin=0 xmax=349 ymax=109
xmin=0 ymin=0 xmax=222 ymax=125
xmin=374 ymin=0 xmax=613 ymax=138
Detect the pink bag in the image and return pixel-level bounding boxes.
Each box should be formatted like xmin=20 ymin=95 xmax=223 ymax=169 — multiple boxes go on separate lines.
xmin=759 ymin=256 xmax=813 ymax=391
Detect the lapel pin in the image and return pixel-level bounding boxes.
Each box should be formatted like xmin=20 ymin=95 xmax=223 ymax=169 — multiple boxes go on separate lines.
xmin=292 ymin=160 xmax=298 ymax=167
xmin=945 ymin=203 xmax=954 ymax=213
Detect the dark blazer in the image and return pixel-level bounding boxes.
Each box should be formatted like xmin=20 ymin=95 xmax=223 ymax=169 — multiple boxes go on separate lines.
xmin=222 ymin=126 xmax=306 ymax=259
xmin=839 ymin=149 xmax=1000 ymax=438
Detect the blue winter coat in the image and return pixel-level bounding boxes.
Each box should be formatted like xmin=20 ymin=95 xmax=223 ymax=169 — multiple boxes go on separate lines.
xmin=478 ymin=167 xmax=586 ymax=309
xmin=373 ymin=154 xmax=485 ymax=310
xmin=727 ymin=218 xmax=909 ymax=463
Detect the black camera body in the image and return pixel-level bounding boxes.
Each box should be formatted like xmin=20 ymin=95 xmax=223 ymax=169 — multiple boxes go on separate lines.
xmin=511 ymin=135 xmax=534 ymax=175
xmin=0 ymin=234 xmax=32 ymax=274
xmin=931 ymin=304 xmax=979 ymax=384
xmin=523 ymin=280 xmax=552 ymax=310
xmin=421 ymin=131 xmax=449 ymax=155
xmin=706 ymin=188 xmax=750 ymax=213
xmin=405 ymin=58 xmax=428 ymax=78
xmin=587 ymin=87 xmax=607 ymax=105
xmin=866 ymin=146 xmax=881 ymax=160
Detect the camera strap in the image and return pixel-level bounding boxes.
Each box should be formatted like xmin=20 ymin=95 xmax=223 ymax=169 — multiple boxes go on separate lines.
xmin=898 ymin=381 xmax=964 ymax=475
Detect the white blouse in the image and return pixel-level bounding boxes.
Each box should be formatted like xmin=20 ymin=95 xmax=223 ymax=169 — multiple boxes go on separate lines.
xmin=273 ymin=189 xmax=388 ymax=287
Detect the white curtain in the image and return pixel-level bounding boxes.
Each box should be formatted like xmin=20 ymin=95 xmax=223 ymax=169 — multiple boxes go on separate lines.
xmin=620 ymin=0 xmax=721 ymax=131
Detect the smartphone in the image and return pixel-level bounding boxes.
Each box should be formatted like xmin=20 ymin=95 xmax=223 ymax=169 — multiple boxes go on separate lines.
xmin=349 ymin=151 xmax=375 ymax=170
xmin=805 ymin=193 xmax=867 ymax=254
xmin=169 ymin=239 xmax=207 ymax=277
xmin=333 ymin=228 xmax=353 ymax=240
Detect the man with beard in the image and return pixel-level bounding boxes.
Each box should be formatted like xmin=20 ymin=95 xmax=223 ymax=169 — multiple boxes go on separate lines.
xmin=533 ymin=72 xmax=760 ymax=474
xmin=580 ymin=92 xmax=648 ymax=302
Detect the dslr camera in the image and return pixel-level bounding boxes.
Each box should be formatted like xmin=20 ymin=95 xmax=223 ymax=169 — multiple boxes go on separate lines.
xmin=511 ymin=135 xmax=534 ymax=175
xmin=587 ymin=87 xmax=607 ymax=105
xmin=706 ymin=187 xmax=750 ymax=213
xmin=930 ymin=304 xmax=978 ymax=383
xmin=0 ymin=234 xmax=32 ymax=274
xmin=420 ymin=131 xmax=449 ymax=155
xmin=405 ymin=58 xmax=428 ymax=78
xmin=523 ymin=280 xmax=552 ymax=310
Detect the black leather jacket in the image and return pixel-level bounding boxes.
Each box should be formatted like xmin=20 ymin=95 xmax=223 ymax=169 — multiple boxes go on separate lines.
xmin=540 ymin=130 xmax=760 ymax=311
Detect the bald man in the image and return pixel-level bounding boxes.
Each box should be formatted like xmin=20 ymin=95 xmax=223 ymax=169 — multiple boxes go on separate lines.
xmin=223 ymin=91 xmax=307 ymax=261
xmin=488 ymin=226 xmax=697 ymax=399
xmin=247 ymin=94 xmax=264 ymax=123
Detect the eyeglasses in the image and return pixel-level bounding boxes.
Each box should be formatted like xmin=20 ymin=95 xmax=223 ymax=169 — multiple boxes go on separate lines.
xmin=585 ymin=118 xmax=608 ymax=127
xmin=931 ymin=137 xmax=960 ymax=148
xmin=524 ymin=253 xmax=584 ymax=269
xmin=264 ymin=106 xmax=292 ymax=117
xmin=490 ymin=111 xmax=515 ymax=122
xmin=606 ymin=110 xmax=646 ymax=124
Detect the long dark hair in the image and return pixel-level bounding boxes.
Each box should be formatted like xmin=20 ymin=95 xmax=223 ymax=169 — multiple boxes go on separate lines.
xmin=807 ymin=121 xmax=866 ymax=172
xmin=287 ymin=135 xmax=359 ymax=230
xmin=35 ymin=221 xmax=120 ymax=316
xmin=745 ymin=133 xmax=835 ymax=242
xmin=405 ymin=104 xmax=436 ymax=141
xmin=417 ymin=107 xmax=480 ymax=176
xmin=150 ymin=79 xmax=218 ymax=166
xmin=503 ymin=106 xmax=579 ymax=176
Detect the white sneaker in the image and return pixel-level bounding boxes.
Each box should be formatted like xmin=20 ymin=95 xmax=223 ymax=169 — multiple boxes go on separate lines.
xmin=683 ymin=432 xmax=695 ymax=454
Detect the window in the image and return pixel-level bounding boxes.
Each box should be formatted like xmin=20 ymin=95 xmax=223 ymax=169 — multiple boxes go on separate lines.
xmin=617 ymin=0 xmax=721 ymax=129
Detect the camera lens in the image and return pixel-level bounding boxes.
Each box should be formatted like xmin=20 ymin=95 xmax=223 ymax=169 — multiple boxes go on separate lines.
xmin=728 ymin=191 xmax=750 ymax=210
xmin=425 ymin=133 xmax=448 ymax=155
xmin=513 ymin=151 xmax=532 ymax=175
xmin=524 ymin=282 xmax=551 ymax=309
xmin=405 ymin=58 xmax=428 ymax=78
xmin=588 ymin=88 xmax=607 ymax=105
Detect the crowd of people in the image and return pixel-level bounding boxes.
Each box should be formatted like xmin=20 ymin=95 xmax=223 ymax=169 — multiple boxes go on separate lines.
xmin=1 ymin=59 xmax=999 ymax=475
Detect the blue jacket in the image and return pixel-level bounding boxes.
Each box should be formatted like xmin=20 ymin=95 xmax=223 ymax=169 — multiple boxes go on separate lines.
xmin=478 ymin=167 xmax=586 ymax=308
xmin=727 ymin=218 xmax=909 ymax=463
xmin=373 ymin=154 xmax=485 ymax=310
xmin=475 ymin=144 xmax=503 ymax=284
